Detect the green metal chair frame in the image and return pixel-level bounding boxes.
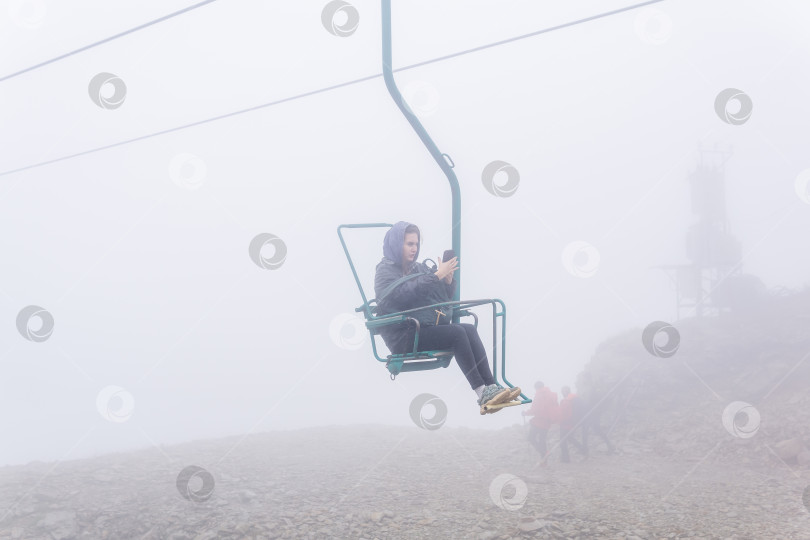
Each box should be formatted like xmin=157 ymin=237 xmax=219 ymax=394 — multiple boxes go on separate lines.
xmin=338 ymin=223 xmax=523 ymax=404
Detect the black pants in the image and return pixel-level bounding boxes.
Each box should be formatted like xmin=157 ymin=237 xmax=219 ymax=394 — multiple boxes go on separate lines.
xmin=411 ymin=323 xmax=495 ymax=389
xmin=583 ymin=419 xmax=615 ymax=454
xmin=528 ymin=426 xmax=549 ymax=458
xmin=560 ymin=425 xmax=586 ymax=462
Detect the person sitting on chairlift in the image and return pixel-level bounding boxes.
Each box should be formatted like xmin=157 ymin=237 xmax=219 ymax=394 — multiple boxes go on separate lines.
xmin=373 ymin=220 xmax=520 ymax=412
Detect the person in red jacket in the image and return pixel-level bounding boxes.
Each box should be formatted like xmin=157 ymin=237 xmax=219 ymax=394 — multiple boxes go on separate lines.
xmin=522 ymin=381 xmax=559 ymax=465
xmin=558 ymin=386 xmax=587 ymax=463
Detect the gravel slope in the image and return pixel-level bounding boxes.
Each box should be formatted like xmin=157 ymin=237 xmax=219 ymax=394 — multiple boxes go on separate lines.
xmin=1 ymin=424 xmax=808 ymax=539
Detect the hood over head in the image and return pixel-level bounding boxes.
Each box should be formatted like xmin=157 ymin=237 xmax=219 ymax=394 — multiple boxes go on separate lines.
xmin=383 ymin=221 xmax=420 ymax=267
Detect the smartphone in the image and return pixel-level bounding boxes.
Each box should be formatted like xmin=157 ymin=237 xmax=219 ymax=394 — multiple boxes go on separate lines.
xmin=442 ymin=249 xmax=456 ymax=263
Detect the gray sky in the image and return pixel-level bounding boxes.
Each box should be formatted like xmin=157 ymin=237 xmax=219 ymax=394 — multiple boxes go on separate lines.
xmin=1 ymin=0 xmax=809 ymax=467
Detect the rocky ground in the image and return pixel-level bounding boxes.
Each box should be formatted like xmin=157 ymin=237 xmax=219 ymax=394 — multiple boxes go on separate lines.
xmin=577 ymin=287 xmax=810 ymax=470
xmin=3 ymin=290 xmax=810 ymax=539
xmin=0 ymin=423 xmax=808 ymax=540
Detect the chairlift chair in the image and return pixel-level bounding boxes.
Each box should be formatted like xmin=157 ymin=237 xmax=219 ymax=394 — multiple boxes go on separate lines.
xmin=334 ymin=1 xmax=530 ymax=409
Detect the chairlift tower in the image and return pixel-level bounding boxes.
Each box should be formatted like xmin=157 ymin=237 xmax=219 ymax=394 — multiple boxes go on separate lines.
xmin=656 ymin=143 xmax=742 ymax=319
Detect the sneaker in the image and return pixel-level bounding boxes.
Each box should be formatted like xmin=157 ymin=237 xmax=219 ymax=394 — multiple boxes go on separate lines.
xmin=487 ymin=383 xmax=522 ymax=402
xmin=477 ymin=384 xmax=505 ymax=407
xmin=478 ymin=384 xmax=514 ymax=415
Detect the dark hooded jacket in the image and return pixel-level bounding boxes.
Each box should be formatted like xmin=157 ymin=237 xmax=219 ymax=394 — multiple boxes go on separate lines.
xmin=373 ymin=221 xmax=457 ymax=354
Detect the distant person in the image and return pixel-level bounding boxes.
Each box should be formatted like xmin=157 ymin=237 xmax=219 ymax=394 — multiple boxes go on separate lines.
xmin=577 ymin=372 xmax=617 ymax=455
xmin=522 ymin=381 xmax=559 ymax=466
xmin=578 ymin=373 xmax=616 ymax=456
xmin=374 ymin=221 xmax=520 ymax=411
xmin=559 ymin=386 xmax=587 ymax=463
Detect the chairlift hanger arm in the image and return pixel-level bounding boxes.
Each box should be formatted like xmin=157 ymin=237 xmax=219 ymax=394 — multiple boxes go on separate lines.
xmin=381 ymin=0 xmax=461 ymax=316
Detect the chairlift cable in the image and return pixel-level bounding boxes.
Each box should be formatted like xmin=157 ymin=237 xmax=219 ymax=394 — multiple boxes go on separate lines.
xmin=0 ymin=0 xmax=668 ymax=178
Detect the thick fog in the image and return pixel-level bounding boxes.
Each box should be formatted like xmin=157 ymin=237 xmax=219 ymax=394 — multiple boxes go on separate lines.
xmin=1 ymin=0 xmax=809 ymax=471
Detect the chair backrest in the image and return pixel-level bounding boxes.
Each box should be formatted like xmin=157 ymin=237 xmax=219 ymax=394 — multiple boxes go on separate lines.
xmin=337 ymin=223 xmax=393 ymax=321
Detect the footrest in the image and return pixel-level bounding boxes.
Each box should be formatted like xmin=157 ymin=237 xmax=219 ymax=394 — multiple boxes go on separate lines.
xmin=386 ymin=357 xmax=452 ymax=376
xmin=480 ymin=400 xmax=525 ymax=415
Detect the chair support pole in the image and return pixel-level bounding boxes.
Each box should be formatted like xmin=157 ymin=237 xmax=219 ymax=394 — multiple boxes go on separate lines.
xmin=381 ymin=0 xmax=461 ymax=321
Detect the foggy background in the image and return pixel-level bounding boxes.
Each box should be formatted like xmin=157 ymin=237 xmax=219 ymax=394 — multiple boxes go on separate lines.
xmin=1 ymin=0 xmax=808 ymax=468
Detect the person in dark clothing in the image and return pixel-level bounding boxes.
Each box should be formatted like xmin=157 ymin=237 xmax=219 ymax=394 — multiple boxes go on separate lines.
xmin=558 ymin=386 xmax=587 ymax=462
xmin=577 ymin=373 xmax=616 ymax=456
xmin=374 ymin=221 xmax=519 ymax=410
xmin=581 ymin=396 xmax=616 ymax=456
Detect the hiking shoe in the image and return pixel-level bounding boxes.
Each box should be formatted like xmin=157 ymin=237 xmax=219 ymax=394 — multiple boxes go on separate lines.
xmin=487 ymin=383 xmax=522 ymax=402
xmin=477 ymin=384 xmax=505 ymax=407
xmin=478 ymin=384 xmax=523 ymax=415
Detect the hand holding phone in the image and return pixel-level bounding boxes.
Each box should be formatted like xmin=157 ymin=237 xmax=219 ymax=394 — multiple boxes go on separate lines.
xmin=437 ymin=249 xmax=458 ymax=281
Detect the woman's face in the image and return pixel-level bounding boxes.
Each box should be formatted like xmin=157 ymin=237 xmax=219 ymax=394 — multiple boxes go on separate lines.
xmin=402 ymin=232 xmax=419 ymax=264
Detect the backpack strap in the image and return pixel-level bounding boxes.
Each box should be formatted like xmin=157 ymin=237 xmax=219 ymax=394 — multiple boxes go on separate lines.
xmin=376 ymin=271 xmax=427 ymax=305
